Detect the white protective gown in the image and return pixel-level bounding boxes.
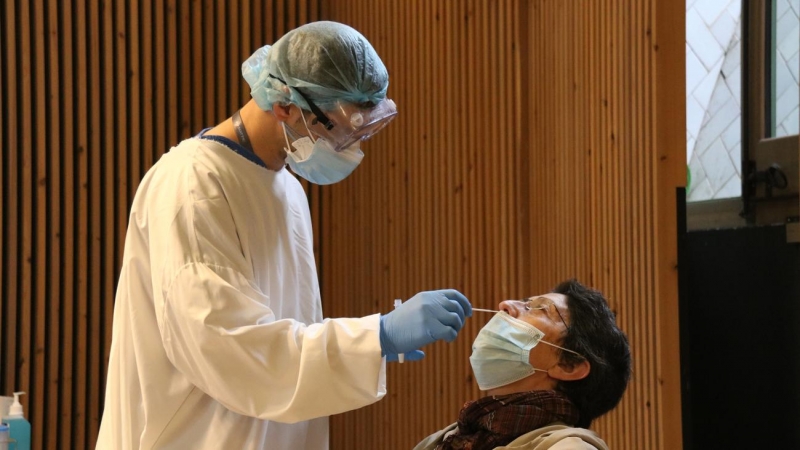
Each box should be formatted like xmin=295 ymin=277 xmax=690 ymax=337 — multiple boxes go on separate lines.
xmin=97 ymin=135 xmax=386 ymax=449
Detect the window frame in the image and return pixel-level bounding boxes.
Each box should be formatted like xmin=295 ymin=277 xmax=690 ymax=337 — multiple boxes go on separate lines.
xmin=742 ymin=0 xmax=799 ymax=225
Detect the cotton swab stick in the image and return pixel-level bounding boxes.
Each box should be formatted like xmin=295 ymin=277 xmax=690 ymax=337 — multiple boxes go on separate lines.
xmin=394 ymin=299 xmax=404 ymax=363
xmin=472 ymin=308 xmax=500 ymax=313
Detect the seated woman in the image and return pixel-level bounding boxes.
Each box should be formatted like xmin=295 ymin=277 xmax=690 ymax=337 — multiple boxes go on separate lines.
xmin=414 ymin=279 xmax=631 ymax=450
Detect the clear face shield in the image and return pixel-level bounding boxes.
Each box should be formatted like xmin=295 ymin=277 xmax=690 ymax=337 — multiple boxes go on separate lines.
xmin=270 ymin=74 xmax=398 ymax=152
xmin=307 ymin=99 xmax=398 ymax=151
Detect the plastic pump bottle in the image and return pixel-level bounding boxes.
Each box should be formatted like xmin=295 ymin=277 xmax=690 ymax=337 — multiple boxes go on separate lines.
xmin=4 ymin=392 xmax=29 ymax=450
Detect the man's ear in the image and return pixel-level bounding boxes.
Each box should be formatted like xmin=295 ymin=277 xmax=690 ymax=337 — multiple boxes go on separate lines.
xmin=272 ymin=103 xmax=301 ymax=125
xmin=549 ymin=359 xmax=591 ymax=382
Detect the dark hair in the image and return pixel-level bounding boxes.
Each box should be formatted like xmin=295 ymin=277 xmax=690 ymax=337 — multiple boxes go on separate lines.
xmin=553 ymin=279 xmax=631 ymax=428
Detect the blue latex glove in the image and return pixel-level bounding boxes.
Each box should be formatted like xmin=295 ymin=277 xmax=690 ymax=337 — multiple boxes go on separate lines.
xmin=379 ymin=289 xmax=472 ymax=358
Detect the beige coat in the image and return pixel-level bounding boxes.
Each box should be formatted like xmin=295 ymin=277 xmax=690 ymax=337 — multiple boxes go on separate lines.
xmin=414 ymin=422 xmax=610 ymax=450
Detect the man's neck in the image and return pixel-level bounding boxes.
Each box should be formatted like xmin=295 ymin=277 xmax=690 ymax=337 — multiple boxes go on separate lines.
xmin=485 ymin=371 xmax=557 ymax=397
xmin=206 ymin=100 xmax=288 ymax=171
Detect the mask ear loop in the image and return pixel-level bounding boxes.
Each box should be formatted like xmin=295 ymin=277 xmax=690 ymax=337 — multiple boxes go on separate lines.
xmin=299 ymin=110 xmax=317 ymax=144
xmin=281 ymin=123 xmax=294 ymax=153
xmin=537 ymin=340 xmax=586 ymax=360
xmin=531 ymin=342 xmax=586 ymax=378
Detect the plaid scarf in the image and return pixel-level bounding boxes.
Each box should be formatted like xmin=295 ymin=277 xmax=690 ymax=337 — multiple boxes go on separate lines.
xmin=436 ymin=390 xmax=579 ymax=450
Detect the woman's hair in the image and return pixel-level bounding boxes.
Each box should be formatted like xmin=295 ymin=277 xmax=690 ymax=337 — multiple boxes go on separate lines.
xmin=553 ymin=279 xmax=632 ymax=428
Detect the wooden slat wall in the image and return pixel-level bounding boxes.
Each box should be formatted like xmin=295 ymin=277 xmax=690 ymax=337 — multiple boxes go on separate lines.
xmin=2 ymin=0 xmax=683 ymax=448
xmin=323 ymin=1 xmax=684 ymax=449
xmin=0 ymin=2 xmax=318 ymax=448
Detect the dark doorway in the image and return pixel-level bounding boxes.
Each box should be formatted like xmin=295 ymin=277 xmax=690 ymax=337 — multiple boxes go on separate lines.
xmin=680 ymin=222 xmax=800 ymax=448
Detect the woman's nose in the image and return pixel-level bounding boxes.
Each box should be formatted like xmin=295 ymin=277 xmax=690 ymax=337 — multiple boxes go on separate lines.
xmin=498 ymin=300 xmax=521 ymax=318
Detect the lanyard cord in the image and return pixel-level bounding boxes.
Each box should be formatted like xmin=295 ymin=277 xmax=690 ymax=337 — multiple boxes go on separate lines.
xmin=232 ymin=110 xmax=254 ymax=152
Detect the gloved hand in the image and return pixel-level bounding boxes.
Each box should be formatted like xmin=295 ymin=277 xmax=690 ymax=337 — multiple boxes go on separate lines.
xmin=379 ymin=289 xmax=472 ymax=358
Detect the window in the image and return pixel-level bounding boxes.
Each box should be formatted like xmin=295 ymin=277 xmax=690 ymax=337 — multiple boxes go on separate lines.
xmin=686 ymin=0 xmax=743 ymax=202
xmin=686 ymin=0 xmax=799 ymax=229
xmin=770 ymin=0 xmax=800 ymax=138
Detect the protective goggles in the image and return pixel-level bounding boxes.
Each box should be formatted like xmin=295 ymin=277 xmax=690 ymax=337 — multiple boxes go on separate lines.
xmin=270 ymin=75 xmax=398 ymax=151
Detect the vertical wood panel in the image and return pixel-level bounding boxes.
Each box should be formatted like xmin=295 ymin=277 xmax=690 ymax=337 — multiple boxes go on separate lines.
xmin=100 ymin=0 xmax=116 ymax=427
xmin=3 ymin=0 xmax=20 ymax=410
xmin=215 ymin=0 xmax=226 ymax=120
xmin=142 ymin=0 xmax=153 ymax=172
xmin=33 ymin=0 xmax=48 ymax=444
xmin=166 ymin=0 xmax=179 ymax=147
xmin=18 ymin=0 xmax=33 ymax=443
xmin=203 ymin=0 xmax=214 ymax=124
xmin=653 ymin=0 xmax=685 ymax=447
xmin=59 ymin=0 xmax=76 ymax=446
xmin=239 ymin=0 xmax=251 ymax=105
xmin=324 ymin=1 xmax=684 ymax=449
xmin=88 ymin=0 xmax=103 ymax=444
xmin=46 ymin=0 xmax=65 ymax=446
xmin=128 ymin=0 xmax=140 ymax=204
xmin=114 ymin=0 xmax=128 ymax=289
xmin=75 ymin=0 xmax=89 ymax=445
xmin=0 ymin=0 xmax=5 ymax=411
xmin=0 ymin=2 xmax=318 ymax=447
xmin=190 ymin=0 xmax=202 ymax=132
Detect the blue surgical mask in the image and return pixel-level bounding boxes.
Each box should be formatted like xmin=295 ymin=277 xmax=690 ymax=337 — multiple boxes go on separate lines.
xmin=469 ymin=312 xmax=577 ymax=391
xmin=282 ymin=116 xmax=364 ymax=185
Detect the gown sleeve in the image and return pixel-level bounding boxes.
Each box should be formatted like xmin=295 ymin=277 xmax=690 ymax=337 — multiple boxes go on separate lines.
xmin=152 ymin=166 xmax=386 ymax=424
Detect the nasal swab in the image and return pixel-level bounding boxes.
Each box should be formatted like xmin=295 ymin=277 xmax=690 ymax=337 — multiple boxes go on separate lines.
xmin=394 ymin=299 xmax=404 ymax=363
xmin=472 ymin=308 xmax=500 ymax=313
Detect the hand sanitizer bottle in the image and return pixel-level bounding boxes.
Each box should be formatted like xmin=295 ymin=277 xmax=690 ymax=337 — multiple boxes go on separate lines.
xmin=4 ymin=392 xmax=29 ymax=450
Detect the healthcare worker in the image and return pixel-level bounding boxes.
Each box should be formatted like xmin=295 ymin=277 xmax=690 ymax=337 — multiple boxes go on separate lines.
xmin=97 ymin=21 xmax=472 ymax=449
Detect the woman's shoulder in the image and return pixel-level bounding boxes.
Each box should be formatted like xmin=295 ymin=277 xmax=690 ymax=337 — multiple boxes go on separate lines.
xmin=412 ymin=423 xmax=459 ymax=450
xmin=501 ymin=424 xmax=609 ymax=450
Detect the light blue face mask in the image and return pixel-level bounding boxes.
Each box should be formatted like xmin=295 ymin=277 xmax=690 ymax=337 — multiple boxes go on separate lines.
xmin=469 ymin=312 xmax=579 ymax=391
xmin=282 ymin=115 xmax=364 ymax=185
